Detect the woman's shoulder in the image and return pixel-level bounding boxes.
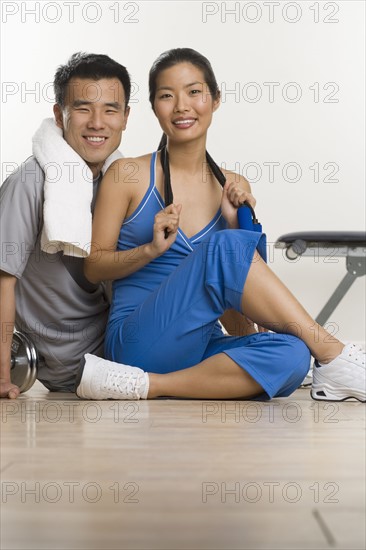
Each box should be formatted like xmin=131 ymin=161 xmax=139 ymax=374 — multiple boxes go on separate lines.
xmin=220 ymin=168 xmax=252 ymax=192
xmin=105 ymin=152 xmax=156 ymax=186
xmin=108 ymin=152 xmax=154 ymax=172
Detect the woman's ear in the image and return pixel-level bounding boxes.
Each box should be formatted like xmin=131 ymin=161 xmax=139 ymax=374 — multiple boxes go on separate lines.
xmin=212 ymin=91 xmax=221 ymax=113
xmin=53 ymin=104 xmax=64 ymax=130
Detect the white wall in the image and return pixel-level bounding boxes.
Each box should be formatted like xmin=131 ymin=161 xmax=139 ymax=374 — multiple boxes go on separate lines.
xmin=1 ymin=1 xmax=365 ymax=341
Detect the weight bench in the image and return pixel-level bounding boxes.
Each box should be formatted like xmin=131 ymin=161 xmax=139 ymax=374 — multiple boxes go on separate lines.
xmin=275 ymin=231 xmax=366 ymax=325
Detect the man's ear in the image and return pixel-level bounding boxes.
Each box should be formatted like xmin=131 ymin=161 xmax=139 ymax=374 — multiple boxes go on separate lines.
xmin=53 ymin=104 xmax=64 ymax=130
xmin=123 ymin=105 xmax=131 ymax=130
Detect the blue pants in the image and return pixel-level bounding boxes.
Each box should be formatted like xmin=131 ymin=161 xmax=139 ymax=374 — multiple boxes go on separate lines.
xmin=105 ymin=230 xmax=310 ymax=399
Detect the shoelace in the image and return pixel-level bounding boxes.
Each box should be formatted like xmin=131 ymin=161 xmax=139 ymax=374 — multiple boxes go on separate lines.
xmin=103 ymin=370 xmax=141 ymax=398
xmin=347 ymin=344 xmax=365 ymax=366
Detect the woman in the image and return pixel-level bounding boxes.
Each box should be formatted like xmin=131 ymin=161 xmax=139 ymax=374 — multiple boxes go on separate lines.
xmin=77 ymin=48 xmax=365 ymax=402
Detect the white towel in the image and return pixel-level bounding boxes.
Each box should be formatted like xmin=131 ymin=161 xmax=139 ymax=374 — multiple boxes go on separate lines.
xmin=32 ymin=118 xmax=122 ymax=258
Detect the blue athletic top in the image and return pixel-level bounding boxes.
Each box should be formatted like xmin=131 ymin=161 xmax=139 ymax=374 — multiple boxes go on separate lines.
xmin=107 ymin=151 xmax=227 ymax=328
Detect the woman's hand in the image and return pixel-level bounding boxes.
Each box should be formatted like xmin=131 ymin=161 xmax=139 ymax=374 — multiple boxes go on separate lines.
xmin=221 ymin=180 xmax=256 ymax=228
xmin=149 ymin=204 xmax=182 ymax=256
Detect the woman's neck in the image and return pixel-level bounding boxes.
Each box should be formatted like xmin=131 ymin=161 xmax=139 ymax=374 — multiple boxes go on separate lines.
xmin=166 ymin=139 xmax=207 ymax=175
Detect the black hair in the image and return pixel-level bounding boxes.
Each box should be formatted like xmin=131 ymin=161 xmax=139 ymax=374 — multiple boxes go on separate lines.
xmin=148 ymin=48 xmax=225 ymax=208
xmin=54 ymin=52 xmax=131 ymax=109
xmin=160 ymin=148 xmax=226 ymax=212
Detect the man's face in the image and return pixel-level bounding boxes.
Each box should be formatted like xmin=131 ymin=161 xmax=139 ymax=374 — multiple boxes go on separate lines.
xmin=54 ymin=77 xmax=129 ymax=177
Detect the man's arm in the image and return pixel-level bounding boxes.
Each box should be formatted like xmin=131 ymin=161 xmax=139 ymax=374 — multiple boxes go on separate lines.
xmin=0 ymin=158 xmax=44 ymax=398
xmin=0 ymin=271 xmax=20 ymax=398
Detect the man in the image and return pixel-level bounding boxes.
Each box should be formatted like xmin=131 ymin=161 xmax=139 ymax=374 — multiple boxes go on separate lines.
xmin=0 ymin=52 xmax=130 ymax=398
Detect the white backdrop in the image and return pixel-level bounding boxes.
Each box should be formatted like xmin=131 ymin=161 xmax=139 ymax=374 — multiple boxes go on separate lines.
xmin=1 ymin=0 xmax=365 ymax=341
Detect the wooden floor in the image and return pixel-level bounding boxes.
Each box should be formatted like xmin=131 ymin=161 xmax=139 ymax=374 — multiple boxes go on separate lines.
xmin=1 ymin=381 xmax=365 ymax=550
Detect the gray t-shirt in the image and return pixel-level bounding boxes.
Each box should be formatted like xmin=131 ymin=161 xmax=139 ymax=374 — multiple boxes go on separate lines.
xmin=0 ymin=156 xmax=110 ymax=391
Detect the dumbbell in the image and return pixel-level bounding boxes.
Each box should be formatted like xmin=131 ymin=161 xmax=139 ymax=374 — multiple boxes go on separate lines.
xmin=10 ymin=331 xmax=42 ymax=393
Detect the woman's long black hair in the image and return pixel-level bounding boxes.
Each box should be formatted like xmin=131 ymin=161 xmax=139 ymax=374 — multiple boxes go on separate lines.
xmin=149 ymin=48 xmax=227 ymax=206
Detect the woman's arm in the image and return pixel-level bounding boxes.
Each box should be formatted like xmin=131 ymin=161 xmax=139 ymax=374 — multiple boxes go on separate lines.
xmin=85 ymin=158 xmax=181 ymax=284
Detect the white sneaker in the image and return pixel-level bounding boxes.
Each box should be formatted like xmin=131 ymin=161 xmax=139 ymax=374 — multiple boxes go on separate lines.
xmin=76 ymin=354 xmax=149 ymax=400
xmin=311 ymin=343 xmax=366 ymax=402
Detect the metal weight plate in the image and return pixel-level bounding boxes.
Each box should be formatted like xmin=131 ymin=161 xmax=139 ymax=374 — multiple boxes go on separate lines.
xmin=10 ymin=331 xmax=38 ymax=393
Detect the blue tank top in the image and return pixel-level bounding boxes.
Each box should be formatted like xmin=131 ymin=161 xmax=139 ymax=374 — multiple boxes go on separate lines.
xmin=108 ymin=151 xmax=227 ymax=327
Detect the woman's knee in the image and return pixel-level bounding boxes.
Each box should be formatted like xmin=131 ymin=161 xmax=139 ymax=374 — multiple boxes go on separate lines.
xmin=282 ymin=334 xmax=311 ymax=375
xmin=202 ymin=230 xmax=259 ymax=274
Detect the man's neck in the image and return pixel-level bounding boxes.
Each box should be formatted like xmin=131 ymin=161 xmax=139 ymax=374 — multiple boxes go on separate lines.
xmin=88 ymin=162 xmax=103 ymax=179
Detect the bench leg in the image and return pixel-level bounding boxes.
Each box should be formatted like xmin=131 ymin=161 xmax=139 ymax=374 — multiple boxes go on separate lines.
xmin=315 ymin=272 xmax=357 ymax=326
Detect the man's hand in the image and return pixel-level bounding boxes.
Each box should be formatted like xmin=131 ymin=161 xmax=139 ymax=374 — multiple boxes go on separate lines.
xmin=0 ymin=379 xmax=20 ymax=399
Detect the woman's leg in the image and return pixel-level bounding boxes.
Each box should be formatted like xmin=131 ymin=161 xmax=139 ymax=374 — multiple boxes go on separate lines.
xmin=146 ymin=249 xmax=363 ymax=401
xmin=240 ymin=251 xmax=344 ymax=363
xmin=78 ymin=331 xmax=310 ymax=400
xmin=77 ymin=231 xmax=363 ymax=401
xmin=146 ymin=247 xmax=345 ymax=399
xmin=148 ymin=353 xmax=263 ymax=399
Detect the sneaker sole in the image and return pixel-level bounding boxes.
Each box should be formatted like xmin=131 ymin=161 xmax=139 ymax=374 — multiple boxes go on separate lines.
xmin=311 ymin=386 xmax=366 ymax=402
xmin=75 ymin=385 xmax=89 ymax=399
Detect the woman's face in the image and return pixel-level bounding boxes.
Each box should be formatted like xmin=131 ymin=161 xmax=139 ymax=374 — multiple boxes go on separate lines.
xmin=153 ymin=62 xmax=220 ymax=144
